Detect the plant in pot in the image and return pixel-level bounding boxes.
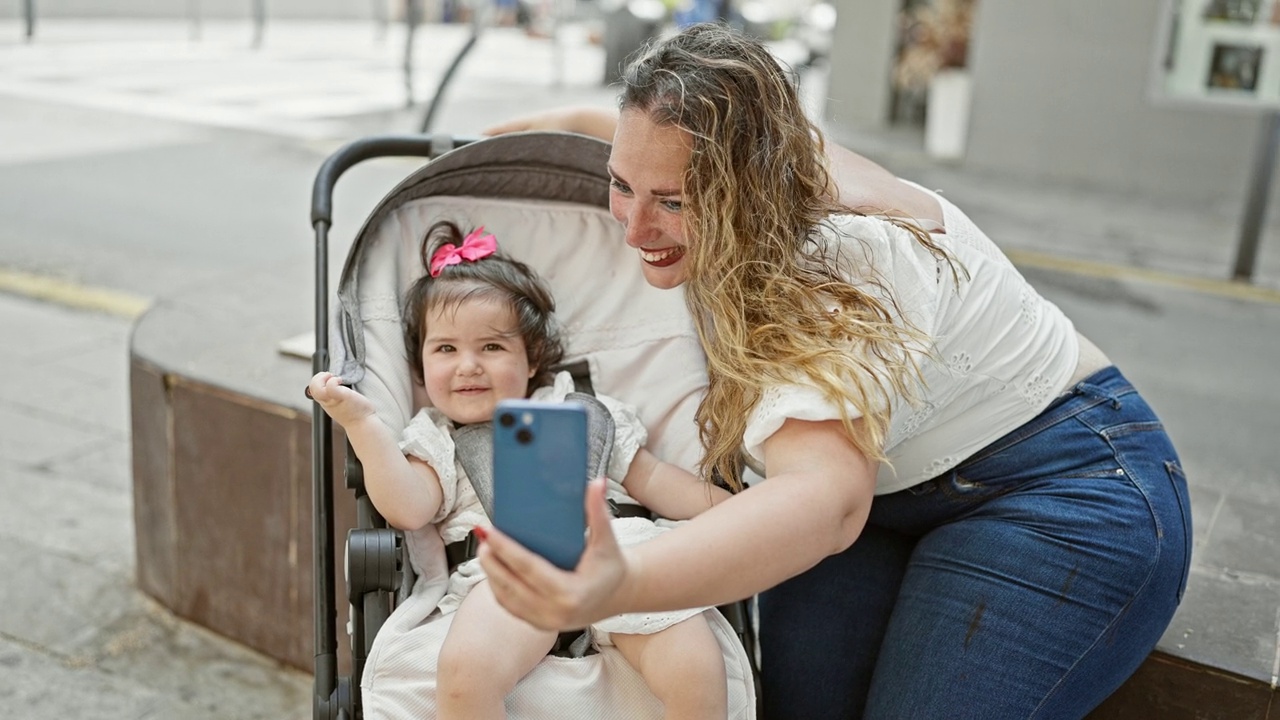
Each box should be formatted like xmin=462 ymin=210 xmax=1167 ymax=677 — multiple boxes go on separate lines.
xmin=893 ymin=0 xmax=976 ymax=160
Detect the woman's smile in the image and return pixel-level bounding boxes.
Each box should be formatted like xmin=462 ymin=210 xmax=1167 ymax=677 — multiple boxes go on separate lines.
xmin=639 ymin=245 xmax=686 ymax=267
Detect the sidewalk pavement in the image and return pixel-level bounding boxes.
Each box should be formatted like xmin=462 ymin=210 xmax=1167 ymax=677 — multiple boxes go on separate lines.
xmin=0 ymin=293 xmax=311 ymax=719
xmin=4 ymin=18 xmax=1276 ymax=290
xmin=0 ymin=17 xmax=619 ymax=143
xmin=0 ymin=17 xmax=1278 ymax=719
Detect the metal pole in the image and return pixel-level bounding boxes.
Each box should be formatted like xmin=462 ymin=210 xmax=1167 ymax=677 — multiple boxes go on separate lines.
xmin=403 ymin=0 xmax=422 ymax=107
xmin=419 ymin=21 xmax=481 ymax=132
xmin=251 ymin=0 xmax=266 ymax=49
xmin=188 ymin=0 xmax=202 ymax=41
xmin=373 ymin=0 xmax=389 ymax=41
xmin=23 ymin=0 xmax=35 ymax=41
xmin=1233 ymin=111 xmax=1280 ymax=282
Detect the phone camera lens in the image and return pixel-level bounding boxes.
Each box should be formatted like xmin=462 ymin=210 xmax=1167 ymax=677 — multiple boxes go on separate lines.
xmin=499 ymin=413 xmax=515 ymax=428
xmin=516 ymin=428 xmax=534 ymax=445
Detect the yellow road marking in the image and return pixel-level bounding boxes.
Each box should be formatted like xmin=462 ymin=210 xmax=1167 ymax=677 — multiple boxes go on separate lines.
xmin=0 ymin=268 xmax=151 ymax=319
xmin=2 ymin=249 xmax=1277 ymax=319
xmin=1005 ymin=249 xmax=1280 ymax=305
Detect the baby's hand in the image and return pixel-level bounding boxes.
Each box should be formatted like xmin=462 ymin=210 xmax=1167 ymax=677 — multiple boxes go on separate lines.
xmin=306 ymin=372 xmax=375 ymax=427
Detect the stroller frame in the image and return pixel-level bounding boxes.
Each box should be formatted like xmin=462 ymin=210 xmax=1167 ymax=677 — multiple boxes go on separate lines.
xmin=311 ymin=135 xmax=482 ymax=719
xmin=308 ymin=133 xmax=758 ymax=720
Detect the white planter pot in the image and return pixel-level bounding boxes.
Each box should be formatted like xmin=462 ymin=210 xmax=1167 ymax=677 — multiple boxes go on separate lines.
xmin=925 ymin=69 xmax=973 ymax=161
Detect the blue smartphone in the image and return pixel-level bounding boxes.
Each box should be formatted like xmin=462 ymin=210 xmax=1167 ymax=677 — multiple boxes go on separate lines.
xmin=491 ymin=399 xmax=589 ymax=571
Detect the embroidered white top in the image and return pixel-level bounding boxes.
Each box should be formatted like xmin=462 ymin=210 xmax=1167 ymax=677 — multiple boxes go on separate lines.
xmin=742 ymin=184 xmax=1080 ymax=495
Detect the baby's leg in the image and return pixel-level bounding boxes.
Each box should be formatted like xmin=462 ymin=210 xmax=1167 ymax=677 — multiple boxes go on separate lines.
xmin=612 ymin=612 xmax=728 ymax=720
xmin=436 ymin=580 xmax=558 ymax=720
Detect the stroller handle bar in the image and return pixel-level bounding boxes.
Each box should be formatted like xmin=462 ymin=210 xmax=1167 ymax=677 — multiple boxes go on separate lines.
xmin=309 ymin=133 xmax=476 ymax=720
xmin=310 ymin=134 xmax=480 ymax=226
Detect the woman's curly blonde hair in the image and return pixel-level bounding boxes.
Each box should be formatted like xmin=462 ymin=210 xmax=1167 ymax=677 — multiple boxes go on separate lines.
xmin=620 ymin=23 xmax=956 ymax=489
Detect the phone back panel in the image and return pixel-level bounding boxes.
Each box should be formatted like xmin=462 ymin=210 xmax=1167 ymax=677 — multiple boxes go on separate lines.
xmin=492 ymin=400 xmax=589 ymax=571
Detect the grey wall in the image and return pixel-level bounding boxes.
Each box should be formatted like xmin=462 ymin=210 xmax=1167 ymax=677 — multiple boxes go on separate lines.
xmin=964 ymin=0 xmax=1267 ymax=205
xmin=823 ymin=0 xmax=900 ymax=130
xmin=821 ymin=0 xmax=1271 ymax=208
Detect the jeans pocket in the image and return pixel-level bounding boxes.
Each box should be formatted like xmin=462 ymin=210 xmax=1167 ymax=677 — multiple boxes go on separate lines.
xmin=1165 ymin=460 xmax=1192 ymax=601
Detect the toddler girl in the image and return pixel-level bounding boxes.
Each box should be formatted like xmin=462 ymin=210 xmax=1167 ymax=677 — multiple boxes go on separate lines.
xmin=307 ymin=220 xmax=732 ymax=719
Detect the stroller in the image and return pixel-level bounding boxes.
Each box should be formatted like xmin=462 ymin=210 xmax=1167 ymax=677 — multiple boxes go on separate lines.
xmin=308 ymin=131 xmax=759 ymax=719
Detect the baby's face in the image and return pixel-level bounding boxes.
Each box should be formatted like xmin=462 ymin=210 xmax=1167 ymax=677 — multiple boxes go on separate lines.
xmin=420 ymin=296 xmax=535 ymax=425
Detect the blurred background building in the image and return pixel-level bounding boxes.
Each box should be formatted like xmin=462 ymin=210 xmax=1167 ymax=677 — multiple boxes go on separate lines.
xmin=9 ymin=0 xmax=1271 ymax=211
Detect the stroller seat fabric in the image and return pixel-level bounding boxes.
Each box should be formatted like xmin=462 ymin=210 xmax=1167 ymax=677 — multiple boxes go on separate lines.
xmin=329 ymin=134 xmax=757 ymax=719
xmin=451 ymin=389 xmax=616 ymax=520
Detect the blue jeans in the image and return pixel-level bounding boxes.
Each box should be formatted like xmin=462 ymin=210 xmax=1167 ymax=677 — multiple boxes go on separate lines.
xmin=759 ymin=367 xmax=1191 ymax=720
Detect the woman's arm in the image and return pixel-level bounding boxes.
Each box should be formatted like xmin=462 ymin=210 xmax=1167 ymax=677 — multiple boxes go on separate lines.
xmin=826 ymin=142 xmax=944 ymax=228
xmin=477 ymin=417 xmax=876 ymax=629
xmin=621 ymin=447 xmax=732 ymax=521
xmin=483 ymin=106 xmax=620 ymax=142
xmin=483 ymin=105 xmax=942 ymax=227
xmin=308 ymin=372 xmax=444 ymax=531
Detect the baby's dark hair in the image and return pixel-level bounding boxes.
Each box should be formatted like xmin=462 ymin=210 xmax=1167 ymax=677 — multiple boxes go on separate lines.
xmin=403 ymin=220 xmax=565 ymax=391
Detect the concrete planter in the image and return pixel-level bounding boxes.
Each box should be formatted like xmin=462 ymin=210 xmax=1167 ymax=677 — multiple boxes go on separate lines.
xmin=925 ymin=68 xmax=972 ymax=161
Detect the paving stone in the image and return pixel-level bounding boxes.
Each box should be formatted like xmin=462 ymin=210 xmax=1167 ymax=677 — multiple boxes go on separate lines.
xmin=0 ymin=534 xmax=139 ymax=655
xmin=1161 ymin=566 xmax=1280 ymax=684
xmin=0 ymin=397 xmax=115 ymax=468
xmin=0 ymin=636 xmax=178 ymax=720
xmin=39 ymin=435 xmax=134 ymax=493
xmin=0 ymin=459 xmax=134 ymax=571
xmin=0 ymin=356 xmax=130 ymax=436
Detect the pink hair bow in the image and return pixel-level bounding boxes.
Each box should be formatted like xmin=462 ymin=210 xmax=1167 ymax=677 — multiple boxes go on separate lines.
xmin=429 ymin=226 xmax=498 ymax=277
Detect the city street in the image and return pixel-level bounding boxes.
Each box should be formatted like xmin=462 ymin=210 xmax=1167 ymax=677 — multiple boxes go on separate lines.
xmin=2 ymin=16 xmax=1279 ymax=718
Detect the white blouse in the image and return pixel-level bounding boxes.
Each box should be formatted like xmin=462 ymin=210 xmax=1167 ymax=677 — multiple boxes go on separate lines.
xmin=743 ymin=184 xmax=1080 ymax=494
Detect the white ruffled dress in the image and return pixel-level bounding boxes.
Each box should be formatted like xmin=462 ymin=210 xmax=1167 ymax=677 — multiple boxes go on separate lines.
xmin=397 ymin=371 xmax=708 ymax=640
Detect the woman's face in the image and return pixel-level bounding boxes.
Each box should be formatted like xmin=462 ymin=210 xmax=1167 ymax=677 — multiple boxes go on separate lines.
xmin=608 ymin=109 xmax=694 ymax=290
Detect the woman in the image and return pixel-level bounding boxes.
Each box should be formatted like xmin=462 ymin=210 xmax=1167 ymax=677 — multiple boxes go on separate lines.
xmin=479 ymin=24 xmax=1190 ymax=719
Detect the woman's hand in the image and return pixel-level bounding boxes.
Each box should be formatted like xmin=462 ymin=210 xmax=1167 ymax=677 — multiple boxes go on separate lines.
xmin=477 ymin=477 xmax=633 ymax=630
xmin=482 ymin=106 xmax=620 ymax=143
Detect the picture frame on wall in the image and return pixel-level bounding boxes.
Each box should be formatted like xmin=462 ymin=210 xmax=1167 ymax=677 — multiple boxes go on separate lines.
xmin=1201 ymin=0 xmax=1262 ymax=24
xmin=1152 ymin=0 xmax=1280 ymax=107
xmin=1206 ymin=43 xmax=1264 ymax=91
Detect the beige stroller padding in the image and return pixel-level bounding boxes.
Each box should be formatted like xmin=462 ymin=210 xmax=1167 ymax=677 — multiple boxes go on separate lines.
xmin=363 ymin=584 xmax=756 ymax=719
xmin=331 ymin=134 xmax=756 ymax=718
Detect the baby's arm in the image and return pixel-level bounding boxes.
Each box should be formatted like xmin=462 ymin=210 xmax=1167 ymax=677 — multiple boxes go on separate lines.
xmin=308 ymin=372 xmax=443 ymax=530
xmin=621 ymin=448 xmax=731 ymax=521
